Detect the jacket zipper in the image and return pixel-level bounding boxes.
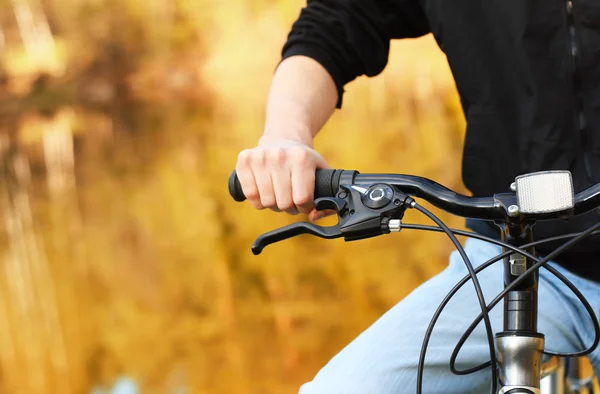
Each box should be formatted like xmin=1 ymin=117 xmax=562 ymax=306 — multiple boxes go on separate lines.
xmin=565 ymin=0 xmax=593 ymax=182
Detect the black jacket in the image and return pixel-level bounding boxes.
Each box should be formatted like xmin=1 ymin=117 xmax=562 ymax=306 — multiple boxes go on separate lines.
xmin=282 ymin=0 xmax=600 ymax=281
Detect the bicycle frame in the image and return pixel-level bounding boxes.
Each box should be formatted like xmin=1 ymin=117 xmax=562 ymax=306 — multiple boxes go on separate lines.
xmin=540 ymin=357 xmax=565 ymax=394
xmin=540 ymin=356 xmax=599 ymax=393
xmin=567 ymin=357 xmax=600 ymax=393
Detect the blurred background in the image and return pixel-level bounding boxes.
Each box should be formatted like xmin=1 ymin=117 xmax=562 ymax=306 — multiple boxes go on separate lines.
xmin=0 ymin=0 xmax=470 ymax=393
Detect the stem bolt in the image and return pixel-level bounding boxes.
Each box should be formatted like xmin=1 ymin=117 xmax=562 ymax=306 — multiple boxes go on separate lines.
xmin=508 ymin=205 xmax=520 ymax=217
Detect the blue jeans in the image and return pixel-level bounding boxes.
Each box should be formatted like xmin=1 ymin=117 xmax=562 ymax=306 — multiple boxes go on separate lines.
xmin=299 ymin=239 xmax=600 ymax=394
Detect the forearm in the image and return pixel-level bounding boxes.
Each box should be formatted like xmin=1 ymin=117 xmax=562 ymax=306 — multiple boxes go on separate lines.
xmin=262 ymin=56 xmax=338 ymax=147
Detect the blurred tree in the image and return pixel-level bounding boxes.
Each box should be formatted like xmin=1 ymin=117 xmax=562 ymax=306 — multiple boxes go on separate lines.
xmin=0 ymin=0 xmax=465 ymax=393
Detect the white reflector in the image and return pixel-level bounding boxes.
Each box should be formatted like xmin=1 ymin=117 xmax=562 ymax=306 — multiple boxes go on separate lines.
xmin=515 ymin=171 xmax=574 ymax=214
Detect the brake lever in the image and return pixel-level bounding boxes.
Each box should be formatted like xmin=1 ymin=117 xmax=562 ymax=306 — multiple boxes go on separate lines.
xmin=251 ymin=183 xmax=414 ymax=255
xmin=252 ymin=222 xmax=342 ymax=255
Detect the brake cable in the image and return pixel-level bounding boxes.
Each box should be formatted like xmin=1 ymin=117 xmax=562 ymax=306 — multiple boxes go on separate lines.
xmin=405 ymin=224 xmax=600 ymax=393
xmin=412 ymin=203 xmax=498 ymax=394
xmin=448 ymin=221 xmax=600 ymax=375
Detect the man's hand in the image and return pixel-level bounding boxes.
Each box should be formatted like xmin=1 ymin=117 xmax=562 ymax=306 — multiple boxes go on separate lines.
xmin=235 ymin=55 xmax=338 ymax=221
xmin=236 ymin=135 xmax=330 ymax=222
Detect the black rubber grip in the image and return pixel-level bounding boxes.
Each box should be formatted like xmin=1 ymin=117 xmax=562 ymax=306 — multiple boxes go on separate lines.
xmin=228 ymin=169 xmax=343 ymax=202
xmin=228 ymin=170 xmax=247 ymax=202
xmin=314 ymin=169 xmax=341 ymax=198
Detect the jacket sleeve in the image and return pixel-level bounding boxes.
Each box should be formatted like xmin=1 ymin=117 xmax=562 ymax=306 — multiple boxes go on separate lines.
xmin=282 ymin=0 xmax=430 ymax=107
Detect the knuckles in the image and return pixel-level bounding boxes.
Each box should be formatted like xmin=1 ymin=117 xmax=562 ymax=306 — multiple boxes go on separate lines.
xmin=277 ymin=199 xmax=295 ymax=211
xmin=294 ymin=192 xmax=312 ymax=208
xmin=236 ymin=143 xmax=320 ymax=213
xmin=290 ymin=146 xmax=310 ymax=165
xmin=238 ymin=145 xmax=315 ymax=170
xmin=266 ymin=148 xmax=286 ymax=165
xmin=260 ymin=196 xmax=276 ymax=207
xmin=251 ymin=149 xmax=267 ymax=166
xmin=237 ymin=149 xmax=252 ymax=165
xmin=245 ymin=188 xmax=260 ymax=201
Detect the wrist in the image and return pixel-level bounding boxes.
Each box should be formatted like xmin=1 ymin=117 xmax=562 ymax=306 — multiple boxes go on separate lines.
xmin=260 ymin=126 xmax=313 ymax=147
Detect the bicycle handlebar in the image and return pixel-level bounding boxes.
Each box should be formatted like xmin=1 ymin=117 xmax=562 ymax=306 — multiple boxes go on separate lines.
xmin=229 ymin=169 xmax=499 ymax=216
xmin=229 ymin=169 xmax=600 ymax=220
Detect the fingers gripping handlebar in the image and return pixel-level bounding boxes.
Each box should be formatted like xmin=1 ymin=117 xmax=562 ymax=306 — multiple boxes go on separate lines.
xmin=228 ymin=169 xmax=350 ymax=201
xmin=229 ymin=169 xmax=412 ymax=254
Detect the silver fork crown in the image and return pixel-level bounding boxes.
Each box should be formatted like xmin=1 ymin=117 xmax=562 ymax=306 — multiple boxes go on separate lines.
xmin=496 ymin=334 xmax=545 ymax=390
xmin=498 ymin=386 xmax=540 ymax=394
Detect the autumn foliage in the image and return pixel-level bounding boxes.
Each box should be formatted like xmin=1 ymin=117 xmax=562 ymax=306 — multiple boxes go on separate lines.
xmin=0 ymin=0 xmax=469 ymax=393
